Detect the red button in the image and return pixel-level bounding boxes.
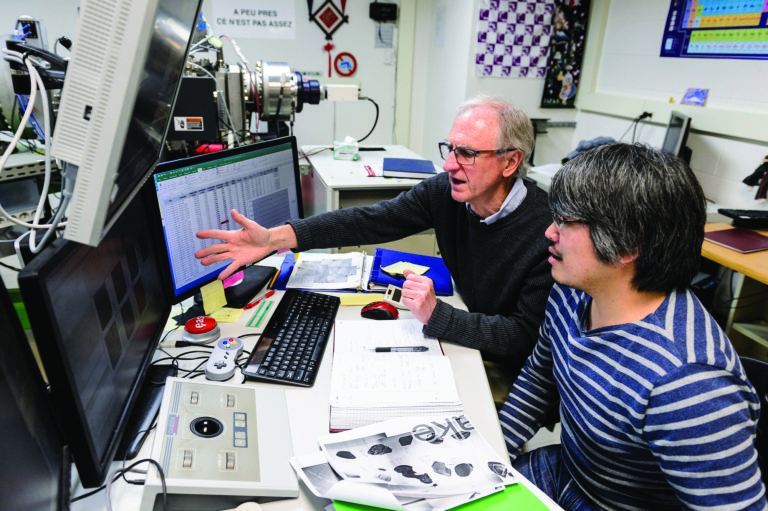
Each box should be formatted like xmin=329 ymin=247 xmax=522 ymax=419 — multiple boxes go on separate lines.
xmin=184 ymin=316 xmax=217 ymax=334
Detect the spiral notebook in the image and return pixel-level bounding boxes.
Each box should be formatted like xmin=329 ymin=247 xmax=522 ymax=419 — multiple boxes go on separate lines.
xmin=329 ymin=319 xmax=463 ymax=432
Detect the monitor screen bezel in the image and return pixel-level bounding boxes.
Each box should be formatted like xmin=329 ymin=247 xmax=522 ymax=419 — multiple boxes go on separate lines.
xmin=145 ymin=136 xmax=305 ymax=305
xmin=18 ymin=191 xmax=173 ymax=489
xmin=0 ymin=278 xmax=71 ymax=511
xmin=55 ymin=0 xmax=204 ymax=247
xmin=661 ymin=110 xmax=692 ymax=158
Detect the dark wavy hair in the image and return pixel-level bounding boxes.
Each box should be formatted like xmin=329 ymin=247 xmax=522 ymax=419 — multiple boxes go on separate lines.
xmin=549 ymin=143 xmax=707 ymax=293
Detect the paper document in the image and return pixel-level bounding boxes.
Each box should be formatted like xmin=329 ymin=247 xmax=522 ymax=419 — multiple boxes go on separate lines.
xmin=330 ymin=320 xmax=463 ymax=430
xmin=286 ymin=252 xmax=369 ymax=290
xmin=381 ymin=261 xmax=429 ymax=277
xmin=290 ymin=415 xmax=518 ymax=510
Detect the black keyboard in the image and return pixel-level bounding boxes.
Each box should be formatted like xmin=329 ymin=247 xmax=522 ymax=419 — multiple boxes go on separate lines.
xmin=718 ymin=209 xmax=768 ymax=229
xmin=241 ymin=289 xmax=339 ymax=387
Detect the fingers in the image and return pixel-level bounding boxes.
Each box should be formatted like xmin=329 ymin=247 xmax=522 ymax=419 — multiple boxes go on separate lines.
xmin=217 ymin=261 xmax=240 ymax=281
xmin=231 ymin=209 xmax=262 ymax=233
xmin=231 ymin=209 xmax=250 ymax=228
xmin=198 ymin=253 xmax=227 ymax=266
xmin=403 ymin=271 xmax=431 ymax=287
xmin=196 ymin=229 xmax=221 ymax=240
xmin=194 ymin=237 xmax=234 ymax=259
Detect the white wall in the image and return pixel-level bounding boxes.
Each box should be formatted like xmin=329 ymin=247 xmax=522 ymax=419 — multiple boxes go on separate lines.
xmin=596 ymin=1 xmax=767 ymax=114
xmin=0 ymin=0 xmax=400 ymax=148
xmin=8 ymin=0 xmax=766 ymax=211
xmin=406 ymin=0 xmax=768 ymax=211
xmin=574 ymin=1 xmax=768 ymax=210
xmin=407 ymin=0 xmax=580 ymax=169
xmin=408 ymin=0 xmax=471 ymax=168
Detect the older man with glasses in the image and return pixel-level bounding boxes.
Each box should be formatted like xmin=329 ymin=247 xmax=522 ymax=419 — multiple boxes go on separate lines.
xmin=195 ymin=94 xmax=554 ymax=384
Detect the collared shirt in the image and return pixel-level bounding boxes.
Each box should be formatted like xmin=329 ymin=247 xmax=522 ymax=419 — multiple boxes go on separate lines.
xmin=466 ymin=177 xmax=527 ymax=224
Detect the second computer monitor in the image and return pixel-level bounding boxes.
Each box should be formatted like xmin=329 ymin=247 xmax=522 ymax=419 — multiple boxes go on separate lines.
xmin=149 ymin=137 xmax=304 ymax=303
xmin=661 ymin=110 xmax=692 ymax=164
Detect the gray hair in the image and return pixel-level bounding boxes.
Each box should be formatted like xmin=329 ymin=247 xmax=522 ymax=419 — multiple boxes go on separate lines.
xmin=456 ymin=95 xmax=534 ymax=179
xmin=549 ymin=143 xmax=706 ymax=293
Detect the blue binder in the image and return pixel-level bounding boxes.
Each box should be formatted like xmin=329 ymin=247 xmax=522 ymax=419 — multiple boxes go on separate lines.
xmin=368 ymin=248 xmax=453 ymax=296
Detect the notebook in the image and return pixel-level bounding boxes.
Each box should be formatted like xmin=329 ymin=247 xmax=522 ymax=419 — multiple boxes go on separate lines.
xmin=382 ymin=157 xmax=438 ymax=179
xmin=704 ymin=227 xmax=768 ymax=254
xmin=329 ymin=319 xmax=463 ymax=431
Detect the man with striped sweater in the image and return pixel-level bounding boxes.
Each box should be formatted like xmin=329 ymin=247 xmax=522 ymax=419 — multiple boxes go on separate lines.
xmin=499 ymin=143 xmax=766 ymax=510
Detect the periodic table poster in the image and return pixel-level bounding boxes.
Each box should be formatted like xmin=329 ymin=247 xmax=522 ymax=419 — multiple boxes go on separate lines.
xmin=660 ymin=0 xmax=768 ymax=60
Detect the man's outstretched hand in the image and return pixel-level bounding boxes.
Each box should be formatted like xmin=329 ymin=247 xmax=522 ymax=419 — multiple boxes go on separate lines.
xmin=195 ymin=209 xmax=279 ymax=281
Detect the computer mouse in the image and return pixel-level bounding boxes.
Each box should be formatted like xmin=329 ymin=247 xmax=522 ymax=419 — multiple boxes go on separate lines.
xmin=360 ymin=301 xmax=399 ymax=320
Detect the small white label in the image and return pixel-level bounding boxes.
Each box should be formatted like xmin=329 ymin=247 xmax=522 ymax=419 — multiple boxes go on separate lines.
xmin=174 ymin=117 xmax=204 ymax=132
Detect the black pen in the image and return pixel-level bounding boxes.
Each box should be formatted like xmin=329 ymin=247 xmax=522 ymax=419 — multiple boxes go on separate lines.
xmin=374 ymin=346 xmax=429 ymax=352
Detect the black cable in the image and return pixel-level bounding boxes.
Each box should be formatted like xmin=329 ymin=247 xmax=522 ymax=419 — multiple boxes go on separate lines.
xmin=70 ymin=458 xmax=168 ymax=511
xmin=0 ymin=260 xmax=21 ymax=272
xmin=713 ymin=270 xmax=768 ymax=310
xmin=236 ymin=332 xmax=263 ymax=339
xmin=357 ymin=97 xmax=379 ymax=143
xmin=70 ymin=484 xmax=107 ymax=502
xmin=54 ymin=36 xmax=72 ymax=55
xmin=617 ymin=116 xmax=638 ymax=143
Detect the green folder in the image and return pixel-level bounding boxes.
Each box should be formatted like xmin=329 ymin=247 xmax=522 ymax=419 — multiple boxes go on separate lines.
xmin=333 ymin=482 xmax=550 ymax=511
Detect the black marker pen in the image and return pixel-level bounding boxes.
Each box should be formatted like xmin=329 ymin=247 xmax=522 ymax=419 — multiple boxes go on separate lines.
xmin=374 ymin=346 xmax=428 ymax=352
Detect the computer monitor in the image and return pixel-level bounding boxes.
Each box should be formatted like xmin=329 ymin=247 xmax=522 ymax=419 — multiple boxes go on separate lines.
xmin=0 ymin=279 xmax=71 ymax=511
xmin=18 ymin=190 xmax=172 ymax=488
xmin=51 ymin=0 xmax=204 ymax=247
xmin=147 ymin=136 xmax=304 ymax=304
xmin=661 ymin=110 xmax=692 ymax=164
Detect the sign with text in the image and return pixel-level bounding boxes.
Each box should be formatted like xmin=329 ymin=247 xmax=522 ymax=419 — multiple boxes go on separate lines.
xmin=212 ymin=1 xmax=295 ymax=40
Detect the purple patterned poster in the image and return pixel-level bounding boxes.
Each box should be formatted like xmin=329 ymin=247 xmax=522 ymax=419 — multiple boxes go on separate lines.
xmin=475 ymin=0 xmax=556 ymax=78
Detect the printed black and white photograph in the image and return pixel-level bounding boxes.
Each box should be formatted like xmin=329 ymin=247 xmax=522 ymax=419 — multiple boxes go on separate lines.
xmin=318 ymin=416 xmax=516 ymax=498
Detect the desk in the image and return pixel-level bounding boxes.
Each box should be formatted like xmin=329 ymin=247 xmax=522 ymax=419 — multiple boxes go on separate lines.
xmin=70 ymin=265 xmax=560 ymax=510
xmin=300 ymin=145 xmax=440 ymax=256
xmin=703 ymin=223 xmax=768 ymax=358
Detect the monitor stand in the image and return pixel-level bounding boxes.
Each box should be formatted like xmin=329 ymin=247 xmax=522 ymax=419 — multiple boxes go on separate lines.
xmin=114 ymin=364 xmax=178 ymax=461
xmin=680 ymin=146 xmax=692 ymax=165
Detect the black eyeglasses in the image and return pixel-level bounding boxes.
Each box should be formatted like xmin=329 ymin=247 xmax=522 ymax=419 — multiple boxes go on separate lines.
xmin=552 ymin=214 xmax=585 ymax=229
xmin=438 ymin=142 xmax=518 ymax=166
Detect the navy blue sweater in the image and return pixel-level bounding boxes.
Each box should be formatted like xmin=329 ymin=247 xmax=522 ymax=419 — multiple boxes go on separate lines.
xmin=289 ymin=172 xmax=554 ymax=373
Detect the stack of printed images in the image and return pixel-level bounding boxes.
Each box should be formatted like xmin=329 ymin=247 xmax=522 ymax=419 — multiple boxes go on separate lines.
xmin=290 ymin=415 xmax=520 ymax=511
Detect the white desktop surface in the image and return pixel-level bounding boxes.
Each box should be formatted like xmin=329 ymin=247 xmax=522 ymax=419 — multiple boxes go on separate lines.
xmin=70 ymin=255 xmax=559 ymax=511
xmin=301 ymin=145 xmax=441 ymax=190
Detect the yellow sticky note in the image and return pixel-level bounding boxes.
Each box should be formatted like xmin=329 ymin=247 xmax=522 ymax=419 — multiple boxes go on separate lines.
xmin=339 ymin=293 xmax=385 ymax=306
xmin=210 ymin=308 xmax=245 ymax=323
xmin=201 ymin=279 xmax=227 ymax=315
xmin=381 ymin=261 xmax=429 ymax=277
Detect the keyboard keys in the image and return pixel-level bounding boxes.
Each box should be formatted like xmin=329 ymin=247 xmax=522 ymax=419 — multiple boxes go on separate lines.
xmin=241 ymin=289 xmax=340 ymax=387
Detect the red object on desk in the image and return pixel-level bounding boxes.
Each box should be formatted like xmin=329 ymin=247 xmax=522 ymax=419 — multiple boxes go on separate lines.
xmin=704 ymin=227 xmax=768 ymax=254
xmin=244 ymin=290 xmax=275 ymax=309
xmin=184 ymin=316 xmax=217 ymax=334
